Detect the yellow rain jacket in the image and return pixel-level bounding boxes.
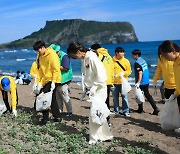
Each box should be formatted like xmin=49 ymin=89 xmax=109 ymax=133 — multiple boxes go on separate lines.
xmin=174 ymin=56 xmax=180 ymax=96
xmin=0 ymin=76 xmax=17 ymax=109
xmin=37 ymin=47 xmax=61 ymax=86
xmin=97 ymin=48 xmax=114 ymax=85
xmin=113 ymin=56 xmax=132 ymax=84
xmin=153 ymin=57 xmax=176 ymax=89
xmin=30 ymin=61 xmax=38 ymax=78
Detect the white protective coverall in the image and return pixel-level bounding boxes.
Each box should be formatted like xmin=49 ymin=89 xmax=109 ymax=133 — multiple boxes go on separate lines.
xmin=81 ymin=50 xmax=113 ymax=144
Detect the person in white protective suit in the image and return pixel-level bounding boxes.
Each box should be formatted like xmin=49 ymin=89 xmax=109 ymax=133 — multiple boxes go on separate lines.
xmin=67 ymin=42 xmax=113 ymax=144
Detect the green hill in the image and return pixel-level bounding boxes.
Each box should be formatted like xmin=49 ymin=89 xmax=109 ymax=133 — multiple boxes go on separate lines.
xmin=0 ymin=19 xmax=138 ymax=49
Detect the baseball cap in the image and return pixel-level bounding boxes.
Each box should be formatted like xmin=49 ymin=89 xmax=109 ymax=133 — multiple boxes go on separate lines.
xmin=1 ymin=77 xmax=10 ymax=91
xmin=50 ymin=44 xmax=61 ymax=53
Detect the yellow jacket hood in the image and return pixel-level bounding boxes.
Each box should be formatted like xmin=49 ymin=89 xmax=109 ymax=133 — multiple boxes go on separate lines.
xmin=97 ymin=48 xmax=110 ymax=57
xmin=97 ymin=48 xmax=114 ymax=85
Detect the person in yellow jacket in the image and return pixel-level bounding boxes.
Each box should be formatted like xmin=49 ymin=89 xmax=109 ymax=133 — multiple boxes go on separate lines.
xmin=33 ymin=41 xmax=61 ymax=125
xmin=30 ymin=61 xmax=38 ymax=78
xmin=159 ymin=40 xmax=180 ymax=133
xmin=91 ymin=44 xmax=114 ymax=125
xmin=0 ymin=76 xmax=18 ymax=116
xmin=112 ymin=47 xmax=132 ymax=117
xmin=153 ymin=55 xmax=176 ymax=101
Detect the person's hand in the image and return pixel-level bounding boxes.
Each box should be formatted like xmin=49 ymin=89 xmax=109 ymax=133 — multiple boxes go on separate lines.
xmin=33 ymin=74 xmax=37 ymax=79
xmin=110 ymin=85 xmax=115 ymax=92
xmin=114 ymin=74 xmax=118 ymax=78
xmin=153 ymin=82 xmax=157 ymax=95
xmin=32 ymin=83 xmax=37 ymax=91
xmin=153 ymin=82 xmax=157 ymax=88
xmin=37 ymin=83 xmax=43 ymax=92
xmin=12 ymin=109 xmax=17 ymax=117
xmin=89 ymin=86 xmax=97 ymax=97
xmin=51 ymin=82 xmax=55 ymax=91
xmin=135 ymin=82 xmax=140 ymax=88
xmin=119 ymin=72 xmax=124 ymax=77
xmin=168 ymin=94 xmax=177 ymax=102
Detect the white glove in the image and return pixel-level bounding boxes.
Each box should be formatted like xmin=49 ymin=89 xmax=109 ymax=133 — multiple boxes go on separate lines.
xmin=153 ymin=82 xmax=157 ymax=95
xmin=32 ymin=83 xmax=37 ymax=91
xmin=33 ymin=74 xmax=37 ymax=79
xmin=119 ymin=72 xmax=124 ymax=77
xmin=135 ymin=82 xmax=140 ymax=88
xmin=51 ymin=82 xmax=55 ymax=91
xmin=110 ymin=85 xmax=115 ymax=92
xmin=12 ymin=109 xmax=17 ymax=117
xmin=153 ymin=82 xmax=157 ymax=88
xmin=168 ymin=94 xmax=177 ymax=102
xmin=114 ymin=74 xmax=118 ymax=78
xmin=89 ymin=86 xmax=97 ymax=97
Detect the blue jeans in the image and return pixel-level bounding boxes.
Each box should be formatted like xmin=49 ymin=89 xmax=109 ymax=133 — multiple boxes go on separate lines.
xmin=113 ymin=84 xmax=129 ymax=114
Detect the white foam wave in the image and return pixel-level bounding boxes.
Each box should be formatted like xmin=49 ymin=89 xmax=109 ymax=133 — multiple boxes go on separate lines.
xmin=150 ymin=64 xmax=157 ymax=67
xmin=1 ymin=72 xmax=16 ymax=77
xmin=4 ymin=50 xmax=17 ymax=53
xmin=16 ymin=58 xmax=26 ymax=61
xmin=21 ymin=49 xmax=30 ymax=52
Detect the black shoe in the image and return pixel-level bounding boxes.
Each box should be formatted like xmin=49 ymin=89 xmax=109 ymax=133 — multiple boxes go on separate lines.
xmin=66 ymin=113 xmax=72 ymax=117
xmin=40 ymin=119 xmax=48 ymax=125
xmin=152 ymin=108 xmax=160 ymax=115
xmin=135 ymin=109 xmax=144 ymax=113
xmin=53 ymin=117 xmax=62 ymax=122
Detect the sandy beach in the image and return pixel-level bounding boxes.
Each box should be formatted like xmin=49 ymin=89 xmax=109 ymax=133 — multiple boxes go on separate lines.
xmin=12 ymin=81 xmax=180 ymax=153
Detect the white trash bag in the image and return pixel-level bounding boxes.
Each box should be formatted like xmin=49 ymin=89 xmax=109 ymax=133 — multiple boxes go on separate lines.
xmin=90 ymin=95 xmax=110 ymax=125
xmin=36 ymin=90 xmax=53 ymax=111
xmin=120 ymin=75 xmax=131 ymax=95
xmin=135 ymin=87 xmax=145 ymax=104
xmin=0 ymin=99 xmax=7 ymax=115
xmin=160 ymin=99 xmax=180 ymax=130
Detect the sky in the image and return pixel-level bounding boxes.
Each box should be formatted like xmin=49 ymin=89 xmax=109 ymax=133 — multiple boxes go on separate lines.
xmin=0 ymin=0 xmax=180 ymax=44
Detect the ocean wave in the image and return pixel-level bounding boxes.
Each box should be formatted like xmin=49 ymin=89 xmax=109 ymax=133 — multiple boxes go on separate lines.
xmin=16 ymin=58 xmax=26 ymax=61
xmin=150 ymin=64 xmax=157 ymax=67
xmin=21 ymin=49 xmax=29 ymax=52
xmin=4 ymin=50 xmax=17 ymax=53
xmin=0 ymin=72 xmax=16 ymax=77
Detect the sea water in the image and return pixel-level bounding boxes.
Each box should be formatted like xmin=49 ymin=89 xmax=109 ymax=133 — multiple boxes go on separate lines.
xmin=0 ymin=40 xmax=179 ymax=85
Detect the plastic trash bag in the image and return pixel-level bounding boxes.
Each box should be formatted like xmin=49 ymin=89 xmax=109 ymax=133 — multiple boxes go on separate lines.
xmin=90 ymin=95 xmax=110 ymax=125
xmin=160 ymin=99 xmax=180 ymax=130
xmin=0 ymin=99 xmax=7 ymax=115
xmin=120 ymin=75 xmax=131 ymax=95
xmin=135 ymin=86 xmax=145 ymax=104
xmin=36 ymin=90 xmax=53 ymax=111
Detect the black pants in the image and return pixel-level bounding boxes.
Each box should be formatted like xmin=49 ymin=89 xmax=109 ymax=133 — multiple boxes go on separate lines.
xmin=1 ymin=89 xmax=18 ymax=112
xmin=105 ymin=85 xmax=111 ymax=122
xmin=139 ymin=84 xmax=158 ymax=111
xmin=39 ymin=82 xmax=61 ymax=121
xmin=23 ymin=79 xmax=31 ymax=85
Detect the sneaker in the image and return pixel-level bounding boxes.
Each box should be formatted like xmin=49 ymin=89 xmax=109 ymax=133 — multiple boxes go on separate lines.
xmin=53 ymin=117 xmax=62 ymax=122
xmin=135 ymin=109 xmax=144 ymax=114
xmin=152 ymin=108 xmax=160 ymax=115
xmin=39 ymin=119 xmax=48 ymax=125
xmin=66 ymin=113 xmax=72 ymax=117
xmin=174 ymin=128 xmax=180 ymax=133
xmin=124 ymin=113 xmax=130 ymax=117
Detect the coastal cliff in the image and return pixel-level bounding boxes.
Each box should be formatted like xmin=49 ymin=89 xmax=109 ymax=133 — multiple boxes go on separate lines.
xmin=0 ymin=19 xmax=138 ymax=49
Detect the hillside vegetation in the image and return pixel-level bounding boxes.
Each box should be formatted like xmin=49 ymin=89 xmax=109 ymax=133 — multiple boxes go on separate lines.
xmin=0 ymin=19 xmax=138 ymax=49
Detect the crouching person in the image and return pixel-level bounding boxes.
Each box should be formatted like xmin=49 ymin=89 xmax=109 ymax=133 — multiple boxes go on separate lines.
xmin=33 ymin=41 xmax=62 ymax=125
xmin=0 ymin=76 xmax=18 ymax=116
